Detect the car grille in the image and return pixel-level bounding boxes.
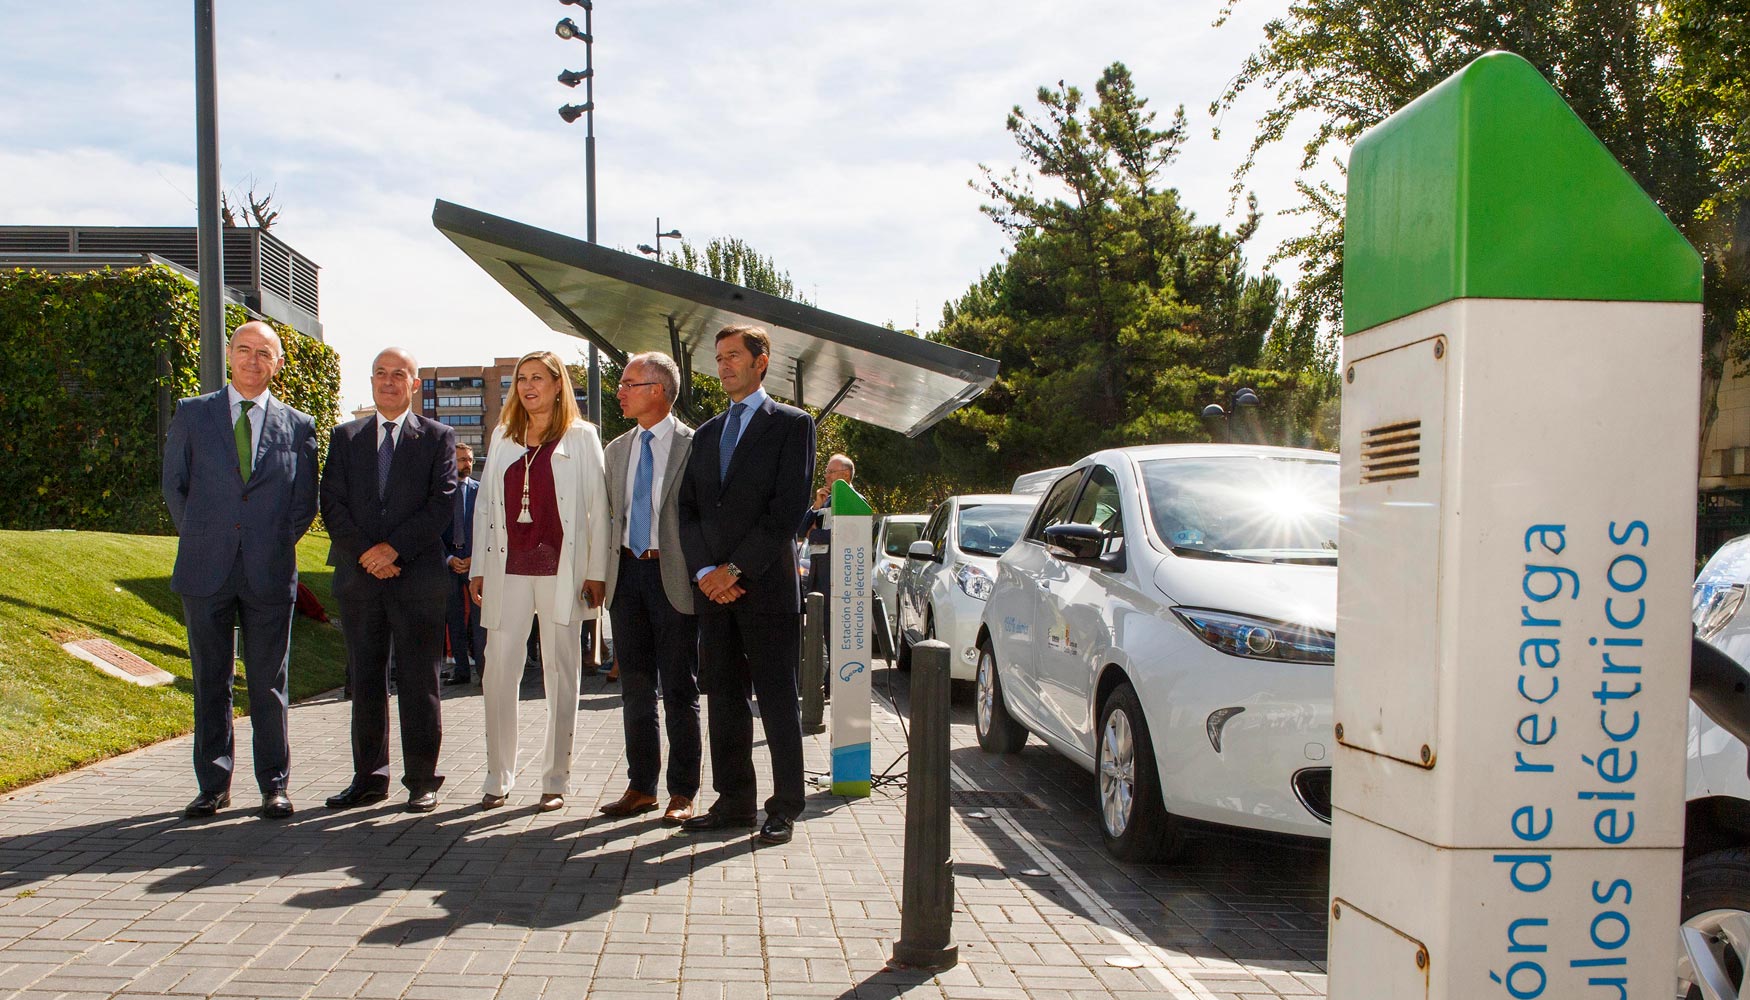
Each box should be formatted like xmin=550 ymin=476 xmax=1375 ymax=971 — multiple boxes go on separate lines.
xmin=1293 ymin=767 xmax=1332 ymax=824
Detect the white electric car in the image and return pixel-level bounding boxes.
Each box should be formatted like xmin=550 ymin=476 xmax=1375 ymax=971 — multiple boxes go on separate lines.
xmin=896 ymin=494 xmax=1038 ymax=682
xmin=1683 ymin=538 xmax=1750 ymax=999
xmin=874 ymin=514 xmax=927 ymax=635
xmin=976 ymin=444 xmax=1339 ymax=861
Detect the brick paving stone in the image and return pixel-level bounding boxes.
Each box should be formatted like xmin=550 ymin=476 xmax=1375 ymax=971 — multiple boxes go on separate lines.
xmin=0 ymin=662 xmax=1333 ymax=997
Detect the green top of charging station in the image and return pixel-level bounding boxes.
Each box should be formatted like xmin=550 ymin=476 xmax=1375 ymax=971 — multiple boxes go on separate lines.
xmin=1342 ymin=50 xmax=1702 ymax=335
xmin=830 ymin=480 xmax=873 ymax=516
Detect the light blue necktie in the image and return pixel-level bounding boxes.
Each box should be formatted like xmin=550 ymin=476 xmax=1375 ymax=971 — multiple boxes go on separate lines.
xmin=718 ymin=402 xmax=746 ymax=481
xmin=629 ymin=429 xmax=654 ymax=555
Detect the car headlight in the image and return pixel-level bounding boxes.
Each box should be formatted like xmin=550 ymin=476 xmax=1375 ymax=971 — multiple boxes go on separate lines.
xmin=954 ymin=562 xmax=995 ymax=601
xmin=1697 ymin=584 xmax=1746 ymax=640
xmin=1171 ymin=607 xmax=1335 ymax=664
xmin=881 ymin=562 xmax=902 ymax=584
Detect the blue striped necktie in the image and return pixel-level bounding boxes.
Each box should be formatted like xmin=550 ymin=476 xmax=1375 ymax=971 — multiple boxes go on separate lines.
xmin=377 ymin=421 xmax=396 ymax=499
xmin=629 ymin=429 xmax=655 ymax=555
xmin=718 ymin=402 xmax=746 ymax=481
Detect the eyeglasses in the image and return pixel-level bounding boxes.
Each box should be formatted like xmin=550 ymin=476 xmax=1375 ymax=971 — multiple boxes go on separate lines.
xmin=617 ymin=381 xmax=662 ymax=391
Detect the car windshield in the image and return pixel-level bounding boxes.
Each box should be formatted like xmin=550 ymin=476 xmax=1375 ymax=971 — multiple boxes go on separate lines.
xmin=957 ymin=504 xmax=1032 ymax=558
xmin=882 ymin=521 xmax=923 ymax=557
xmin=1141 ymin=456 xmax=1338 ymax=561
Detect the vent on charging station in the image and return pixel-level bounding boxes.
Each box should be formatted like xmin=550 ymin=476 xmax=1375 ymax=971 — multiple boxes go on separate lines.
xmin=1360 ymin=420 xmax=1422 ymax=483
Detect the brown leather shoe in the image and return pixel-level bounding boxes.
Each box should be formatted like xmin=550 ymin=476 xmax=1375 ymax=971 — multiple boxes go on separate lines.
xmin=538 ymin=793 xmax=565 ymax=812
xmin=598 ymin=789 xmax=659 ymax=817
xmin=661 ymin=795 xmax=696 ymax=825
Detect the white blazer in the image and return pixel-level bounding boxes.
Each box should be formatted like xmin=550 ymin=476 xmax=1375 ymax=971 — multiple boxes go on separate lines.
xmin=470 ymin=420 xmax=610 ymax=628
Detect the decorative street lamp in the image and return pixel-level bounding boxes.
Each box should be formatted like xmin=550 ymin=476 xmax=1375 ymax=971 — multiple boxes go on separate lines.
xmin=636 ymin=218 xmax=683 ymax=262
xmin=1201 ymin=387 xmax=1261 ymax=444
xmin=555 ymin=0 xmax=601 ymax=424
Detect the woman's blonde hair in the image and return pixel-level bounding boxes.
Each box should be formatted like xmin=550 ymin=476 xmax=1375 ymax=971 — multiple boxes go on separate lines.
xmin=501 ymin=350 xmax=582 ymax=446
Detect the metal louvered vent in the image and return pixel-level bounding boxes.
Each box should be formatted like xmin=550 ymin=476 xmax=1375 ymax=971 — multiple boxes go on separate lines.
xmin=1360 ymin=420 xmax=1421 ymax=483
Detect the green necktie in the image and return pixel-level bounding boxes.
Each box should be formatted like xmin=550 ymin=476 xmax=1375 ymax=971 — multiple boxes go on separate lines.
xmin=235 ymin=400 xmax=255 ymax=481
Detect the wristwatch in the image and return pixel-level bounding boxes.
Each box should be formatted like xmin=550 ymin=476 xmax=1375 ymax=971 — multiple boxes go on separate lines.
xmin=724 ymin=563 xmax=742 ymax=578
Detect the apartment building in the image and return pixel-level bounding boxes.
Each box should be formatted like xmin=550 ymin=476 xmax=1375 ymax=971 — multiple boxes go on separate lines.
xmin=417 ymin=357 xmax=592 ymax=457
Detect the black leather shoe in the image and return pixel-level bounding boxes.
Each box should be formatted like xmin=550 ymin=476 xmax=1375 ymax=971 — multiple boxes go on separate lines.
xmin=407 ymin=791 xmax=438 ymax=813
xmin=260 ymin=792 xmax=294 ymax=819
xmin=679 ymin=810 xmax=758 ymax=832
xmin=758 ymin=815 xmax=795 ymax=845
xmin=445 ymin=673 xmax=472 ymax=686
xmin=325 ymin=784 xmax=389 ymax=809
xmin=184 ymin=791 xmax=229 ymax=818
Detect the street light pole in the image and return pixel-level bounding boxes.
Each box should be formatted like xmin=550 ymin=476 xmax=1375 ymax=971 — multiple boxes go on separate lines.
xmin=636 ymin=217 xmax=683 ymax=262
xmin=194 ymin=0 xmax=224 ymax=392
xmin=557 ymin=1 xmax=600 ymax=424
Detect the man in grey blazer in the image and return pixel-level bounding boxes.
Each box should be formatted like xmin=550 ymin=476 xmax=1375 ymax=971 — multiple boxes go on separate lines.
xmin=161 ymin=321 xmax=319 ymax=820
xmin=598 ymin=352 xmax=701 ymax=825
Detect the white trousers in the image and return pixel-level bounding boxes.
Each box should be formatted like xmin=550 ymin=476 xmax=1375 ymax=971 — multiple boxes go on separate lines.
xmin=481 ymin=574 xmax=581 ymax=797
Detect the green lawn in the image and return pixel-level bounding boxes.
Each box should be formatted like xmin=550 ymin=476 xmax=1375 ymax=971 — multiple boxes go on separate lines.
xmin=0 ymin=529 xmax=347 ymax=792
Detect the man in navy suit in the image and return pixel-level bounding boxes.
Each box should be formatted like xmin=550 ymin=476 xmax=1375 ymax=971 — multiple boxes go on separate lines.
xmin=320 ymin=347 xmax=458 ymax=813
xmin=162 ymin=321 xmax=319 ymax=820
xmin=441 ymin=442 xmax=483 ymax=685
xmin=677 ymin=325 xmax=816 ymax=845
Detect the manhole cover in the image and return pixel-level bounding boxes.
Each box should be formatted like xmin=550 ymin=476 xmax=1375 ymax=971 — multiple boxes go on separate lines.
xmin=951 ymin=790 xmax=1040 ymax=810
xmin=64 ymin=639 xmax=174 ymax=687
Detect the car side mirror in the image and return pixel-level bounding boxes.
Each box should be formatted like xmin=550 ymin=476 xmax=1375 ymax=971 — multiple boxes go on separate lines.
xmin=1044 ymin=523 xmax=1105 ymax=561
xmin=907 ymin=539 xmax=940 ymax=563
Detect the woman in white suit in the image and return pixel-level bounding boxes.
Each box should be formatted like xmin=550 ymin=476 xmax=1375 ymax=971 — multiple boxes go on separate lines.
xmin=469 ymin=350 xmax=609 ymax=811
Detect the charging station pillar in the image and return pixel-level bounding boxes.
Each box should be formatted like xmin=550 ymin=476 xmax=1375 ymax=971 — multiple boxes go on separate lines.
xmin=1330 ymin=52 xmax=1704 ymax=998
xmin=829 ymin=480 xmax=874 ymax=796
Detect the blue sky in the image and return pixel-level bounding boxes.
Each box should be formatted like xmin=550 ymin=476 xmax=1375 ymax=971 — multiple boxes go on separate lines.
xmin=1 ymin=2 xmax=1306 ymax=409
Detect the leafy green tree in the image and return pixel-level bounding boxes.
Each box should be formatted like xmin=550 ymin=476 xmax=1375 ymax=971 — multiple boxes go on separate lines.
xmin=918 ymin=62 xmax=1304 ymax=493
xmin=1213 ymin=0 xmax=1748 ymax=445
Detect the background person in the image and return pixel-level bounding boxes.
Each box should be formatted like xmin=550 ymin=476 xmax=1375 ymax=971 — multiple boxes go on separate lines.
xmin=599 ymin=353 xmax=700 ymax=825
xmin=677 ymin=325 xmax=816 ymax=846
xmin=161 ymin=321 xmax=318 ymax=820
xmin=320 ymin=347 xmax=457 ymax=814
xmin=469 ymin=351 xmax=609 ymax=812
xmin=442 ymin=442 xmax=483 ymax=685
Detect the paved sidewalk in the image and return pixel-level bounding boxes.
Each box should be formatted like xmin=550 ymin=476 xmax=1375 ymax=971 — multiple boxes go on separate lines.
xmin=0 ymin=662 xmax=1329 ymax=999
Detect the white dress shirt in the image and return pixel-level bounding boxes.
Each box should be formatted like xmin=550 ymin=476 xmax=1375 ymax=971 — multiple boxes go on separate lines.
xmin=377 ymin=410 xmax=410 ymax=449
xmin=226 ymin=384 xmax=272 ymax=461
xmin=622 ymin=413 xmax=678 ymax=548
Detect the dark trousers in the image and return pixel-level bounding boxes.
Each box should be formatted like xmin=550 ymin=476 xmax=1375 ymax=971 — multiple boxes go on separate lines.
xmin=338 ymin=582 xmax=446 ymax=794
xmin=182 ymin=557 xmax=292 ymax=796
xmin=697 ymin=604 xmax=805 ymax=820
xmin=608 ymin=555 xmax=701 ymax=799
xmin=444 ymin=570 xmax=483 ymax=680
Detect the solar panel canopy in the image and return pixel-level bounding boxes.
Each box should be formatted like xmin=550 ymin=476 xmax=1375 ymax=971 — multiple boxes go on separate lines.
xmin=432 ymin=200 xmax=997 ymax=437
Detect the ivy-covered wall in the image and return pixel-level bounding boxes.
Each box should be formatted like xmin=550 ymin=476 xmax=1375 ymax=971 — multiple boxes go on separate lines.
xmin=0 ymin=266 xmax=342 ymax=534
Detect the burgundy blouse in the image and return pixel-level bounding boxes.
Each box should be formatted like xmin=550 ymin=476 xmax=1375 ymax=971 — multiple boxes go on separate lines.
xmin=504 ymin=441 xmax=563 ymax=576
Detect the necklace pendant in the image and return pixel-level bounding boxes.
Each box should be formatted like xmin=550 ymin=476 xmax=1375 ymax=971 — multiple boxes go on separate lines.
xmin=517 ymin=499 xmax=533 ymax=524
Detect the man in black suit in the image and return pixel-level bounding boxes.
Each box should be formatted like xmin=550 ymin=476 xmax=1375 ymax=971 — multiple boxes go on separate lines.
xmin=162 ymin=321 xmax=319 ymax=820
xmin=441 ymin=442 xmax=483 ymax=685
xmin=677 ymin=325 xmax=816 ymax=845
xmin=320 ymin=347 xmax=458 ymax=813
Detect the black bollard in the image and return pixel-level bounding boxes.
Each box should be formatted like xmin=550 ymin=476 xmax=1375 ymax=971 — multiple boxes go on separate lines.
xmin=801 ymin=591 xmax=827 ymax=735
xmin=890 ymin=639 xmax=958 ymax=970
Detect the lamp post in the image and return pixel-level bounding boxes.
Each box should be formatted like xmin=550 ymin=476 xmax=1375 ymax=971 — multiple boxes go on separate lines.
xmin=556 ymin=0 xmax=601 ymax=425
xmin=636 ymin=218 xmax=683 ymax=262
xmin=1200 ymin=386 xmax=1261 ymax=444
xmin=194 ymin=0 xmax=224 ymax=392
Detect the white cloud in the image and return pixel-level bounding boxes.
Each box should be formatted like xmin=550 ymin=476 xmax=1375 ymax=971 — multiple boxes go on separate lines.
xmin=3 ymin=0 xmax=1318 ymax=406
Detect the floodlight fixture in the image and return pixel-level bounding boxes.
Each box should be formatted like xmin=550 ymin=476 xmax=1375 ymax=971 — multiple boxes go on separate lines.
xmin=558 ymin=68 xmax=593 ymax=87
xmin=559 ymin=102 xmax=594 ymax=123
xmin=637 ymin=244 xmax=658 ymax=256
xmin=559 ymin=0 xmax=593 ymax=8
xmin=555 ymin=17 xmax=591 ymax=42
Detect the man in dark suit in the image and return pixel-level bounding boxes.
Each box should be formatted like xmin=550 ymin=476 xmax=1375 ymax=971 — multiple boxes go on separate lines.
xmin=162 ymin=321 xmax=319 ymax=820
xmin=600 ymin=352 xmax=700 ymax=825
xmin=678 ymin=325 xmax=816 ymax=845
xmin=320 ymin=347 xmax=458 ymax=813
xmin=441 ymin=441 xmax=483 ymax=685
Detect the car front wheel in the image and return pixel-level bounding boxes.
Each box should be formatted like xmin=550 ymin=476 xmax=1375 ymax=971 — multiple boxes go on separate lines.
xmin=975 ymin=641 xmax=1027 ymax=754
xmin=1680 ymin=848 xmax=1750 ymax=999
xmin=1096 ymin=682 xmax=1184 ymax=863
